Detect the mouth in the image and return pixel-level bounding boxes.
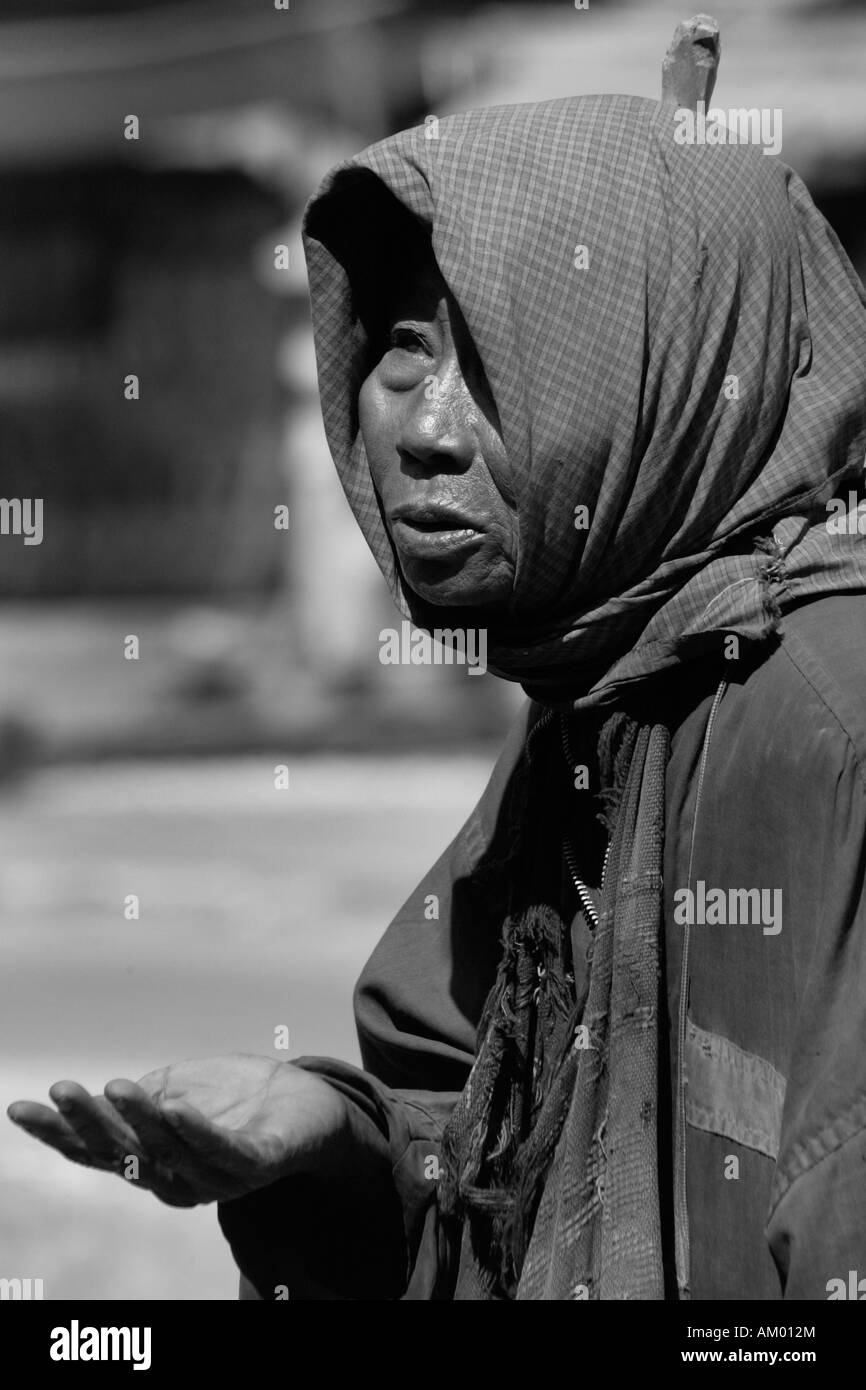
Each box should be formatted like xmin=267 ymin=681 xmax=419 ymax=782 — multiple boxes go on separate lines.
xmin=389 ymin=505 xmax=485 ymax=560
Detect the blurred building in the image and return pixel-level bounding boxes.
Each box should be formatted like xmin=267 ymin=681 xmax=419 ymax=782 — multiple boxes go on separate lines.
xmin=0 ymin=0 xmax=428 ymax=600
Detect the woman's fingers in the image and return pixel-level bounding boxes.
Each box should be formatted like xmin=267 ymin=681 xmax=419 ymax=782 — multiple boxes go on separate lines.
xmin=47 ymin=1082 xmax=140 ymax=1167
xmin=104 ymin=1082 xmax=231 ymax=1198
xmin=8 ymin=1076 xmax=276 ymax=1204
xmin=7 ymin=1100 xmax=94 ymax=1167
xmin=105 ymin=1082 xmax=186 ymax=1167
xmin=7 ymin=1088 xmax=224 ymax=1205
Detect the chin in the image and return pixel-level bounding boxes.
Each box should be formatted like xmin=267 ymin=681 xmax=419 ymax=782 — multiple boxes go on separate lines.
xmin=401 ymin=552 xmax=514 ymax=613
xmin=407 ymin=576 xmax=511 ymax=613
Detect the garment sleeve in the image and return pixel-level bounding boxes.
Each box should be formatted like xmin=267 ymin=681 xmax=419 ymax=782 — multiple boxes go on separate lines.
xmin=763 ymin=660 xmax=866 ymax=1300
xmin=218 ymin=699 xmax=536 ymax=1300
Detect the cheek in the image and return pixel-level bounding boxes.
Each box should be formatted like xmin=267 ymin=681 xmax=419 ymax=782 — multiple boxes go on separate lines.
xmin=476 ymin=418 xmax=515 ymax=510
xmin=358 ymin=375 xmax=396 ymax=490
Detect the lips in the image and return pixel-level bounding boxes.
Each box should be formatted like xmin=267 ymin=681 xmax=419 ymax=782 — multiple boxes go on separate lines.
xmin=389 ymin=503 xmax=485 ymax=560
xmin=391 ymin=503 xmax=483 ymax=530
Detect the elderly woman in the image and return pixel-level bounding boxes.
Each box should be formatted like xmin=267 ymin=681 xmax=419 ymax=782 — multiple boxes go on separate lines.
xmin=9 ymin=73 xmax=866 ymax=1301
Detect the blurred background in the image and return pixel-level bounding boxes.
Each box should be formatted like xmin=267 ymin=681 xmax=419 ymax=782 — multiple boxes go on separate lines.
xmin=1 ymin=0 xmax=864 ymax=1300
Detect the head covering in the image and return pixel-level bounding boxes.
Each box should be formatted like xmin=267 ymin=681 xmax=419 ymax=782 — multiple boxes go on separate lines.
xmin=303 ymin=96 xmax=866 ymax=1301
xmin=303 ymin=94 xmax=866 ymax=708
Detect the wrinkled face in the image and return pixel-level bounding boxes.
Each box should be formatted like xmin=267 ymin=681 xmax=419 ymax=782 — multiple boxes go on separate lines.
xmin=358 ymin=250 xmax=518 ymax=611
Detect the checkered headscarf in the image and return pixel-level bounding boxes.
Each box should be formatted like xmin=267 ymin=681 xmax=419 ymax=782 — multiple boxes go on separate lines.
xmin=303 ymin=95 xmax=866 ymax=706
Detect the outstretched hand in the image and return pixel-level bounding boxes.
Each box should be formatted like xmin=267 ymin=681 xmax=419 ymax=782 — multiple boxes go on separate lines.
xmin=7 ymin=1054 xmax=350 ymax=1207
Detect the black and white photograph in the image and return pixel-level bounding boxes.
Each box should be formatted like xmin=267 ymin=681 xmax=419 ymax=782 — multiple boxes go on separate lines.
xmin=2 ymin=0 xmax=866 ymax=1357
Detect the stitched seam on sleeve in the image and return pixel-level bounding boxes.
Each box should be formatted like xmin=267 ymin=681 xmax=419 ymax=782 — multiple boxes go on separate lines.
xmin=401 ymin=1098 xmax=448 ymax=1132
xmin=779 ymin=639 xmax=866 ymax=796
xmin=767 ymin=1095 xmax=866 ymax=1223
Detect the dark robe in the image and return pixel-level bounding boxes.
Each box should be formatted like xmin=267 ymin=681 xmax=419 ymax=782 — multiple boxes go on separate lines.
xmin=220 ymin=593 xmax=866 ymax=1299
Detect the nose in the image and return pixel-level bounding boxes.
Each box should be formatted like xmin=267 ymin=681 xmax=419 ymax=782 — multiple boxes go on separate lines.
xmin=396 ymin=375 xmax=476 ymax=474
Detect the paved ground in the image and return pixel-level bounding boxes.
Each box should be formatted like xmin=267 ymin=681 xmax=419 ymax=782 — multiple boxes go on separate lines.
xmin=0 ymin=753 xmax=494 ymax=1300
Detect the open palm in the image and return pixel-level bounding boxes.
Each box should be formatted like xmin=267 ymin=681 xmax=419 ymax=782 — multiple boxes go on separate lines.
xmin=7 ymin=1054 xmax=349 ymax=1207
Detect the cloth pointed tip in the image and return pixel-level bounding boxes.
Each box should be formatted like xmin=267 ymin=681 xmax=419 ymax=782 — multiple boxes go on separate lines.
xmin=661 ymin=14 xmax=721 ymax=110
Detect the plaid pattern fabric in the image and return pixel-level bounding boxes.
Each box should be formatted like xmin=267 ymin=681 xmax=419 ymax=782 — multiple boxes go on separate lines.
xmin=516 ymin=722 xmax=670 ymax=1301
xmin=302 ymin=95 xmax=866 ymax=706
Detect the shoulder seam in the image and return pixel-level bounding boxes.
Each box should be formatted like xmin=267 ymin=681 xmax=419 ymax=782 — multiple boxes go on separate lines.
xmin=778 ymin=637 xmax=866 ymax=797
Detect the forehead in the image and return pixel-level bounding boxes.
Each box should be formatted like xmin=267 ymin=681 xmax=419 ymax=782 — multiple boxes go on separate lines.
xmin=380 ymin=242 xmax=447 ymax=320
xmin=347 ymin=207 xmax=479 ymax=366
